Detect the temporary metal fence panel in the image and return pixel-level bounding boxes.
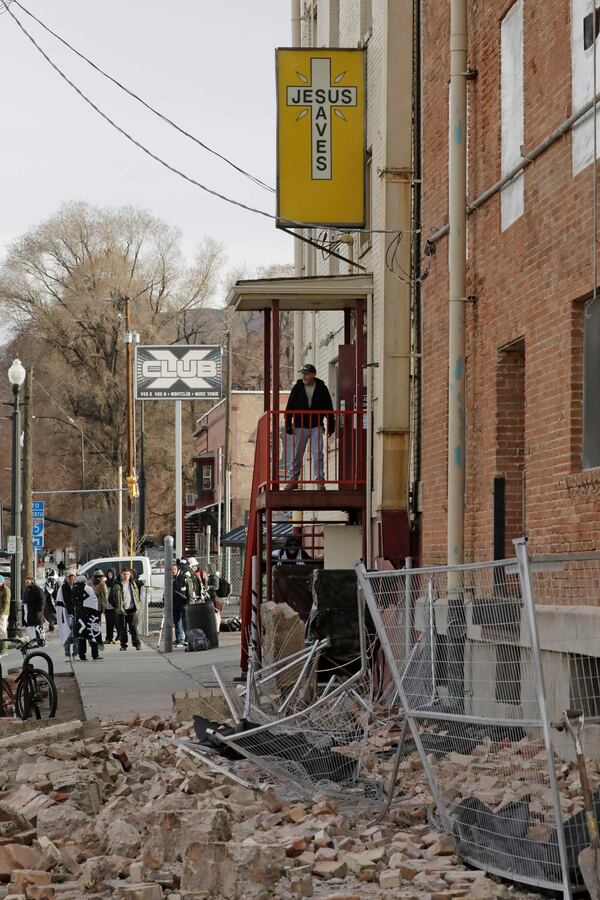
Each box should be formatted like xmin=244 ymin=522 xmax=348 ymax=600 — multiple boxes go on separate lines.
xmin=216 ymin=591 xmax=385 ymax=809
xmin=356 ymin=541 xmax=573 ymax=897
xmin=524 ymin=551 xmax=600 ymax=893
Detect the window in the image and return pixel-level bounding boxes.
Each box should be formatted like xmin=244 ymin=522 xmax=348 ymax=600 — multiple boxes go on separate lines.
xmin=202 ymin=465 xmax=213 ymax=491
xmin=572 ymin=0 xmax=600 ymax=174
xmin=583 ymin=299 xmax=600 ymax=468
xmin=495 ymin=339 xmax=525 ymax=551
xmin=571 ymin=653 xmax=600 ymax=717
xmin=360 ymin=0 xmax=372 ymax=40
xmin=500 ymin=0 xmax=524 ymax=230
xmin=329 ymin=0 xmax=340 ymax=46
xmin=328 ymin=359 xmax=339 ymax=408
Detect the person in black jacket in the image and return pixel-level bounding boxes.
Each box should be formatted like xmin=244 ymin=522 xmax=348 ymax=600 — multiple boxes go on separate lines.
xmin=22 ymin=577 xmax=45 ymax=640
xmin=284 ymin=364 xmax=335 ymax=489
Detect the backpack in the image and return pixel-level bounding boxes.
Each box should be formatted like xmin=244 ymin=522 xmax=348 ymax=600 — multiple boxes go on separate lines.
xmin=186 ymin=628 xmax=210 ymax=652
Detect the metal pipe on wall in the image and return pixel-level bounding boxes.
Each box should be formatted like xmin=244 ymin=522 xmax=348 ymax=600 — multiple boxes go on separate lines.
xmin=175 ymin=401 xmax=183 ymax=558
xmin=292 ymin=0 xmax=305 ymax=388
xmin=447 ymin=0 xmax=468 ymax=568
xmin=366 ymin=292 xmax=374 ymax=567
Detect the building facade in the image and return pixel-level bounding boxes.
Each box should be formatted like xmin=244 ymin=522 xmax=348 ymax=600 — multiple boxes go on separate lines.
xmin=421 ymin=0 xmax=600 ymax=563
xmin=292 ymin=0 xmax=416 ymax=567
xmin=292 ymin=0 xmax=600 ymax=566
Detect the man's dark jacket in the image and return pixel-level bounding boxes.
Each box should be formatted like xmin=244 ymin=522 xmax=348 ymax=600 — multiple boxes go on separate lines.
xmin=285 ymin=378 xmax=335 ymax=434
xmin=23 ymin=583 xmax=45 ymax=626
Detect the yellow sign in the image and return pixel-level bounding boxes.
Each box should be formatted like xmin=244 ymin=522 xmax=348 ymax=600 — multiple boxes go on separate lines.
xmin=276 ymin=48 xmax=366 ymax=229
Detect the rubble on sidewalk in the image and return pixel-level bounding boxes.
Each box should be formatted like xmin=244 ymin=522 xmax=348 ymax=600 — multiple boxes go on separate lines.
xmin=0 ymin=708 xmax=552 ymax=899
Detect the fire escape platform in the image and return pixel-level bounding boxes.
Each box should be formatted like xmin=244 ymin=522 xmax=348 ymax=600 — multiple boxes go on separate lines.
xmin=256 ymin=488 xmax=366 ymax=512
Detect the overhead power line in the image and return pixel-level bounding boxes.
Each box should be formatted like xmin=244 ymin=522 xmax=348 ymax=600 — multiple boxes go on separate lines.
xmin=2 ymin=1 xmax=281 ymax=223
xmin=12 ymin=0 xmax=274 ymax=194
xmin=32 ymin=376 xmax=118 ymax=474
xmin=2 ymin=1 xmax=417 ymax=238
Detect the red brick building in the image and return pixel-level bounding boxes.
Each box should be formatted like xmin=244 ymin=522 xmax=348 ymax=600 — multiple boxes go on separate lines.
xmin=421 ymin=0 xmax=600 ymax=564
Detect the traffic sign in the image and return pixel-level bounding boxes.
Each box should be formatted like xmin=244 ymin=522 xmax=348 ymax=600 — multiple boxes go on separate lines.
xmin=32 ymin=500 xmax=45 ymax=551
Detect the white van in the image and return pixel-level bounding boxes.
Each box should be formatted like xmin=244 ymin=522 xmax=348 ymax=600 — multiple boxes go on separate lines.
xmin=76 ymin=556 xmax=164 ymax=597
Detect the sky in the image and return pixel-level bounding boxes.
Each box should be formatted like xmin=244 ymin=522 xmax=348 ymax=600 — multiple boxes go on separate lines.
xmin=0 ymin=0 xmax=293 ymax=299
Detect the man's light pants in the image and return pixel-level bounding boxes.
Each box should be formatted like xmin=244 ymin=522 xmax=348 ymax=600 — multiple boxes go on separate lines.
xmin=287 ymin=425 xmax=324 ymax=482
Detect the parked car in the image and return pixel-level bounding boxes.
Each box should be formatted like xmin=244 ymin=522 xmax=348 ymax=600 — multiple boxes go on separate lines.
xmin=76 ymin=556 xmax=164 ymax=598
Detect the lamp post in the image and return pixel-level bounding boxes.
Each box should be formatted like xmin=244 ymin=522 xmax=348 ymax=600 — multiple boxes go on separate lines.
xmin=8 ymin=358 xmax=26 ymax=636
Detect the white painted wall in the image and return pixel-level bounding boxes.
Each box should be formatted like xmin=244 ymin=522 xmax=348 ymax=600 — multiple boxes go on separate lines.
xmin=500 ymin=0 xmax=525 ymax=230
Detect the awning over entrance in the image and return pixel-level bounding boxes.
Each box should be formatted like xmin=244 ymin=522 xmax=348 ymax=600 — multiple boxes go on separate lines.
xmin=222 ymin=521 xmax=293 ymax=548
xmin=226 ymin=273 xmax=373 ymax=312
xmin=185 ymin=501 xmax=220 ymax=520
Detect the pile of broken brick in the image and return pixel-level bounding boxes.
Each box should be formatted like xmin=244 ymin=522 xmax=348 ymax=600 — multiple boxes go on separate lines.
xmin=0 ymin=708 xmax=552 ymax=900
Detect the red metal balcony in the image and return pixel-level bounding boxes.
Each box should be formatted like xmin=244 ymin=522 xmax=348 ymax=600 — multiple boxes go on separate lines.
xmin=253 ymin=409 xmax=366 ymax=510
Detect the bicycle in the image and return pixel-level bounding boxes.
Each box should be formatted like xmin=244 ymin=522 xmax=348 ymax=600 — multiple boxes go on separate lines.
xmin=0 ymin=632 xmax=57 ymax=721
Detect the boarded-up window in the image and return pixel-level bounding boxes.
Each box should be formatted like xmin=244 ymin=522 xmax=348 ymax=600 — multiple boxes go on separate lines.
xmin=500 ymin=0 xmax=524 ymax=230
xmin=572 ymin=0 xmax=600 ymax=174
xmin=583 ymin=298 xmax=600 ymax=468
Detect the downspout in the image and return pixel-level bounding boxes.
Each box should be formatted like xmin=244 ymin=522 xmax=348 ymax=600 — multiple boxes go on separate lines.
xmin=447 ymin=0 xmax=467 ymax=569
xmin=411 ymin=0 xmax=423 ymax=553
xmin=447 ymin=0 xmax=468 ymax=714
xmin=292 ymin=0 xmax=304 ymax=375
xmin=366 ymin=291 xmax=374 ymax=567
xmin=291 ymin=0 xmax=304 ymax=539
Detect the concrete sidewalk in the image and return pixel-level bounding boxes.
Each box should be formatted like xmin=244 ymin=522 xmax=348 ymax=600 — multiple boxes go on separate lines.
xmin=2 ymin=631 xmax=241 ymax=722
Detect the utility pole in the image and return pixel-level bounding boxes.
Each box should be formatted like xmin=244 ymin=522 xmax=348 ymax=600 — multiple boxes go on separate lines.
xmin=122 ymin=295 xmax=138 ymax=561
xmin=175 ymin=401 xmax=183 ymax=559
xmin=21 ymin=369 xmax=33 ymax=578
xmin=223 ymin=328 xmax=232 ymax=580
xmin=447 ymin=0 xmax=468 ymax=569
xmin=117 ymin=465 xmax=123 ymax=557
xmin=138 ymin=400 xmax=146 ymax=544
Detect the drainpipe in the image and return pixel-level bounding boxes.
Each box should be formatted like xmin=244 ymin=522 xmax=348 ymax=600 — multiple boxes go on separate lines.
xmin=291 ymin=0 xmax=304 ymax=542
xmin=447 ymin=0 xmax=467 ymax=569
xmin=447 ymin=0 xmax=468 ymax=714
xmin=292 ymin=0 xmax=304 ymax=375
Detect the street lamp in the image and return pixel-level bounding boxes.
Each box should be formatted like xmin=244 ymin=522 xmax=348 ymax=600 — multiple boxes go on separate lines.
xmin=8 ymin=358 xmax=25 ymax=637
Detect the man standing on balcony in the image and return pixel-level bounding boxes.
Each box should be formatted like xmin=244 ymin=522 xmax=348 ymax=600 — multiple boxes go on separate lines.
xmin=285 ymin=364 xmax=335 ymax=490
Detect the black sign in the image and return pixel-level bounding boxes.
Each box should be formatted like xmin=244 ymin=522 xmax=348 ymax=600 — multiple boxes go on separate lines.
xmin=135 ymin=345 xmax=222 ymax=400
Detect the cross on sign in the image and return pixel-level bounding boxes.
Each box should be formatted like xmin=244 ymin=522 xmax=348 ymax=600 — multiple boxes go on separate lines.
xmin=286 ymin=58 xmax=357 ymax=180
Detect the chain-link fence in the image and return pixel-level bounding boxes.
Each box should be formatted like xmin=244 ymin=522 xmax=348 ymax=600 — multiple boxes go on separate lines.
xmin=137 ymin=550 xmax=245 ymax=638
xmin=357 ymin=541 xmax=600 ymax=898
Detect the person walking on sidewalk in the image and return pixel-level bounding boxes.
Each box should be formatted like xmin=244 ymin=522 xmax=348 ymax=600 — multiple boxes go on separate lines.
xmin=56 ymin=571 xmax=77 ymax=660
xmin=43 ymin=569 xmax=58 ymax=631
xmin=0 ymin=577 xmax=10 ymax=655
xmin=89 ymin=570 xmax=108 ymax=651
xmin=113 ymin=569 xmax=141 ymax=651
xmin=105 ymin=569 xmax=117 ymax=643
xmin=73 ymin=575 xmax=101 ymax=662
xmin=284 ymin=364 xmax=335 ymax=489
xmin=22 ymin=577 xmax=45 ymax=641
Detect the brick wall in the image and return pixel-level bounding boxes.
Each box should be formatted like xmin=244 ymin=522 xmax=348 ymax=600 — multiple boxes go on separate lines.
xmin=422 ymin=0 xmax=600 ymax=562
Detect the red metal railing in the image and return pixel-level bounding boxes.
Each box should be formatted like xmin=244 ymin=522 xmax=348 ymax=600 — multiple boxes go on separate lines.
xmin=256 ymin=409 xmax=366 ymax=491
